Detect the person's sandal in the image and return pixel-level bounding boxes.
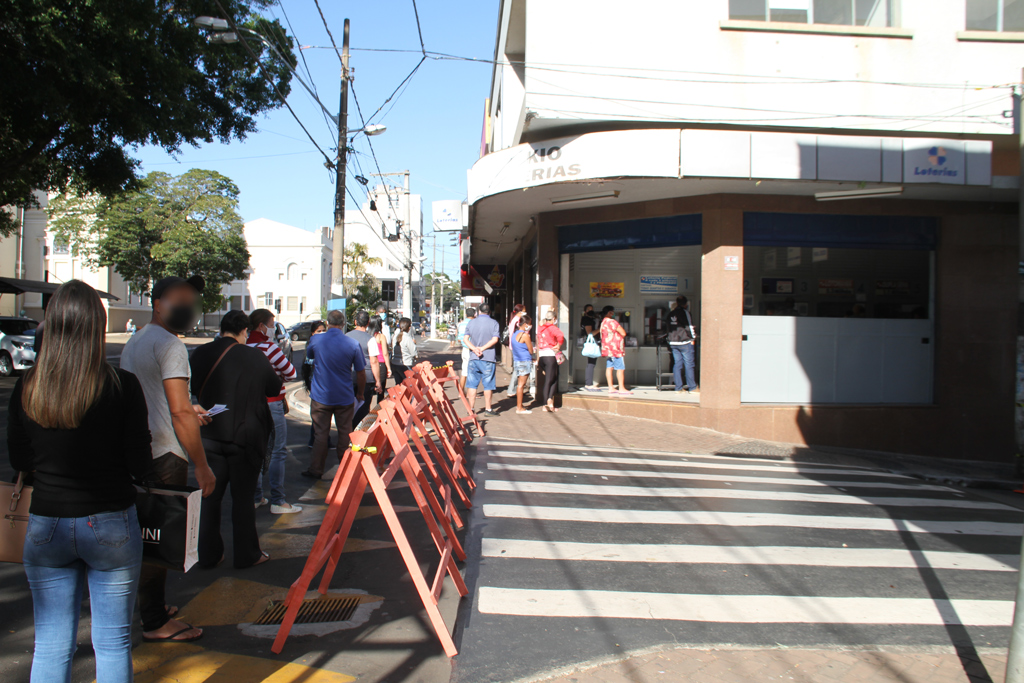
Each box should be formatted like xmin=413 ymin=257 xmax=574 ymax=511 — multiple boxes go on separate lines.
xmin=142 ymin=623 xmax=203 ymax=643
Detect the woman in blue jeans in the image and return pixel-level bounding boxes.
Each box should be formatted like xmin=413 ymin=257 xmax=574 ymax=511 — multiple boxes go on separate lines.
xmin=7 ymin=280 xmax=153 ymax=683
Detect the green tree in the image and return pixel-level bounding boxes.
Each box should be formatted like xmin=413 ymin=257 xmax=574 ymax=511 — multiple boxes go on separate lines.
xmin=49 ymin=169 xmax=250 ymax=314
xmin=343 ymin=242 xmax=383 ymax=293
xmin=0 ymin=0 xmax=295 ymax=235
xmin=424 ymin=271 xmax=460 ymax=315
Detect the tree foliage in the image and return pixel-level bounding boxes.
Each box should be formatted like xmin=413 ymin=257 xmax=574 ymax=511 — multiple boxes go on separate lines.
xmin=424 ymin=271 xmax=460 ymax=314
xmin=49 ymin=169 xmax=251 ymax=314
xmin=343 ymin=242 xmax=383 ymax=294
xmin=0 ymin=0 xmax=295 ymax=235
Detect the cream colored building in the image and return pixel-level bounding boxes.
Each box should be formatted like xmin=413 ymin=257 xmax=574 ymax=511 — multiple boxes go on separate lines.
xmin=215 ymin=218 xmax=334 ymax=327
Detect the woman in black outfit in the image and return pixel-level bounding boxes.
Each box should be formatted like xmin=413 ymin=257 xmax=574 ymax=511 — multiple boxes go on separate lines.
xmin=8 ymin=280 xmax=153 ymax=683
xmin=190 ymin=310 xmax=282 ymax=569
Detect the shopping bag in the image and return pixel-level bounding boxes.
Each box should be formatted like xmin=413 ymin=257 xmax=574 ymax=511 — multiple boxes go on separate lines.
xmin=0 ymin=473 xmax=31 ymax=564
xmin=135 ymin=484 xmax=202 ymax=572
xmin=582 ymin=334 xmax=601 ymax=358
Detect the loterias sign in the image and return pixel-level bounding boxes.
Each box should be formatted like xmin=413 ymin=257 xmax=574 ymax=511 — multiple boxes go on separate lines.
xmin=903 ymin=139 xmax=964 ymax=185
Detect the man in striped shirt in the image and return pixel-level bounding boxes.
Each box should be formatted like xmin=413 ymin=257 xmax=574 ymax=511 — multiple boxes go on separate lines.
xmin=247 ymin=309 xmax=301 ymax=514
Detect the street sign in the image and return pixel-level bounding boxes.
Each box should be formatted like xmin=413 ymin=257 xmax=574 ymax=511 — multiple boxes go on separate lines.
xmin=432 ymin=200 xmax=464 ymax=232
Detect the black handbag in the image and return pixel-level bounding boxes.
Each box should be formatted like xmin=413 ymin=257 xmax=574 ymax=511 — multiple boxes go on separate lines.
xmin=135 ymin=483 xmax=202 ymax=572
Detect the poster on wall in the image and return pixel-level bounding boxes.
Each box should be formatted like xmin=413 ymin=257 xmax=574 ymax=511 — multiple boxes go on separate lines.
xmin=590 ymin=282 xmax=625 ymax=298
xmin=818 ymin=278 xmax=855 ymax=295
xmin=461 ymin=265 xmax=507 ymax=293
xmin=761 ymin=278 xmax=794 ymax=294
xmin=639 ymin=275 xmax=678 ymax=294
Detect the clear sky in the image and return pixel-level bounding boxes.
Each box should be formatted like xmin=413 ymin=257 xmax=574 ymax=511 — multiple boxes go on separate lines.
xmin=132 ymin=0 xmax=499 ymax=282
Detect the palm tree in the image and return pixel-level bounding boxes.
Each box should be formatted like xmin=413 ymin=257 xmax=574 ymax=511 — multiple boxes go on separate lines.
xmin=344 ymin=242 xmax=382 ymax=293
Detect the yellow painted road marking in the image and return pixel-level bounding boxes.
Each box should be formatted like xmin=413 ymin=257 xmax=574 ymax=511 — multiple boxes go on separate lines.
xmin=129 ymin=643 xmax=356 ymax=683
xmin=177 ymin=577 xmax=282 ymax=627
xmin=260 ymin=531 xmax=397 ymax=560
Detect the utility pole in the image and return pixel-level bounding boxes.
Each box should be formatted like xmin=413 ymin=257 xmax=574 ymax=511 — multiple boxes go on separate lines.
xmin=431 ymin=231 xmax=437 ymax=338
xmin=330 ymin=19 xmax=350 ymax=298
xmin=403 ymin=170 xmax=413 ymax=318
xmin=1006 ymin=71 xmax=1024 ymax=683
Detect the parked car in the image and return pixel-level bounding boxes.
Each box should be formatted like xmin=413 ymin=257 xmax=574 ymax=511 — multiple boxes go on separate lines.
xmin=288 ymin=320 xmax=318 ymax=342
xmin=0 ymin=317 xmax=38 ymax=377
xmin=274 ymin=322 xmax=293 ymax=360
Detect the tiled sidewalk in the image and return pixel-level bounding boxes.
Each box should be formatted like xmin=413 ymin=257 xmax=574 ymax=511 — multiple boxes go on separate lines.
xmin=535 ymin=647 xmax=1007 ymax=683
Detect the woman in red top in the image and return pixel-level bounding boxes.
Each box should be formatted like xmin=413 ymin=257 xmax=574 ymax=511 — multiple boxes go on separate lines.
xmin=536 ymin=309 xmax=566 ymax=412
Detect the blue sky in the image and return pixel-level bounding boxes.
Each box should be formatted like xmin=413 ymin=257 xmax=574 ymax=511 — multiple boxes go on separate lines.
xmin=134 ymin=1 xmax=499 ymax=281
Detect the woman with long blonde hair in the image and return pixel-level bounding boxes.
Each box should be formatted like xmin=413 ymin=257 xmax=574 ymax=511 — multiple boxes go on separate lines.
xmin=8 ymin=280 xmax=153 ymax=683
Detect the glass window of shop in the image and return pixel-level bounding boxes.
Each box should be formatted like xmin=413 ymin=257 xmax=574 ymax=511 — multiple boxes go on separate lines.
xmin=739 ymin=213 xmax=937 ymax=405
xmin=742 ymin=246 xmax=931 ymax=320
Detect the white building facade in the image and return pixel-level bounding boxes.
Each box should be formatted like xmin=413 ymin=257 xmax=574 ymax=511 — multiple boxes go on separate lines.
xmin=465 ymin=0 xmax=1021 ymax=462
xmin=217 ymin=218 xmax=333 ymax=327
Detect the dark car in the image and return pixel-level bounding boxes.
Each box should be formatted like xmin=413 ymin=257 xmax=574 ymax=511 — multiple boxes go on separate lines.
xmin=288 ymin=320 xmax=319 ymax=342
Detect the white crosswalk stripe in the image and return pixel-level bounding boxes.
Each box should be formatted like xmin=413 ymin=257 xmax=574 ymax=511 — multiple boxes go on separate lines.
xmin=479 ymin=538 xmax=1019 ymax=571
xmin=469 ymin=440 xmax=1024 ymax=635
xmin=486 ymin=461 xmax=951 ymax=491
xmin=484 ymin=479 xmax=1013 ymax=510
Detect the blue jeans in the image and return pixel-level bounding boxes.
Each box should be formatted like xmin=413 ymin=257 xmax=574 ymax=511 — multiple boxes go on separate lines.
xmin=256 ymin=400 xmax=288 ymax=505
xmin=23 ymin=506 xmax=142 ymax=683
xmin=671 ymin=343 xmax=697 ymax=391
xmin=466 ymin=359 xmax=496 ymax=391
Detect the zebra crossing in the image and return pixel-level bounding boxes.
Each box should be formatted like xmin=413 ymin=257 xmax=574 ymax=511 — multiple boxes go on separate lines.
xmin=453 ymin=438 xmax=1024 ymax=683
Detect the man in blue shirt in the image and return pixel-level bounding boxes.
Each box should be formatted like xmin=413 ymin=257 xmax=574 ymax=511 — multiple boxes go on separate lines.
xmin=463 ymin=303 xmax=501 ymax=415
xmin=302 ymin=309 xmax=366 ymax=479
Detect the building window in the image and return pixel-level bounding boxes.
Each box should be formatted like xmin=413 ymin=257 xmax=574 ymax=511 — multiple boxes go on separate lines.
xmin=229 ymin=295 xmax=242 ymax=310
xmin=967 ymin=0 xmax=1024 ymax=31
xmin=286 ymin=263 xmax=297 ymax=280
xmin=743 ymin=246 xmax=930 ymax=319
xmin=301 ymin=272 xmax=307 ymax=281
xmin=278 ymin=273 xmax=284 ymax=280
xmin=52 ymin=241 xmax=70 ymax=255
xmin=244 ymin=295 xmax=251 ymax=310
xmin=729 ymin=0 xmax=894 ymax=26
xmin=287 ymin=296 xmax=299 ymax=311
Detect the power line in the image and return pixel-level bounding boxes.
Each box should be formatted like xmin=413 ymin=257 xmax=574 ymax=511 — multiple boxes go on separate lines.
xmin=146 ymin=149 xmax=320 ymax=165
xmin=350 ymin=85 xmax=401 ymax=221
xmin=210 ymin=0 xmax=335 ymax=170
xmin=311 ymin=0 xmax=344 ymax=67
xmin=410 ymin=0 xmax=427 ymax=57
xmin=275 ymin=0 xmax=337 ymax=143
xmin=301 ymin=45 xmax=1014 ymax=91
xmin=363 ymin=56 xmax=428 ymax=125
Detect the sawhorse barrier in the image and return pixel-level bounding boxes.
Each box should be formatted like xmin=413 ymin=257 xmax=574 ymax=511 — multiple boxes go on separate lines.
xmin=271 ymin=361 xmax=478 ymax=657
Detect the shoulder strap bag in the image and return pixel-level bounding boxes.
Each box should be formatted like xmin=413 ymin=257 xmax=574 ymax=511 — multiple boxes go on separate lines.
xmin=0 ymin=473 xmax=32 ymax=564
xmin=199 ymin=342 xmax=236 ymax=404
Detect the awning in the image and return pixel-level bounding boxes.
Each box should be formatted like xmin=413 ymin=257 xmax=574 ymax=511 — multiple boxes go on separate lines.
xmin=0 ymin=277 xmax=120 ymax=301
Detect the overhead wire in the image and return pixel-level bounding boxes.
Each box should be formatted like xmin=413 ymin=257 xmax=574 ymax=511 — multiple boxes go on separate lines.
xmin=210 ymin=0 xmax=335 ymax=171
xmin=275 ymin=0 xmax=338 ymax=144
xmin=410 ymin=0 xmax=427 ymax=57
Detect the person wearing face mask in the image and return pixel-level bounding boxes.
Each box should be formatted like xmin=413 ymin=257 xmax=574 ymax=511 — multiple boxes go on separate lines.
xmin=665 ymin=295 xmax=698 ymax=393
xmin=246 ymin=309 xmax=299 ymax=515
xmin=119 ymin=275 xmax=215 ymax=644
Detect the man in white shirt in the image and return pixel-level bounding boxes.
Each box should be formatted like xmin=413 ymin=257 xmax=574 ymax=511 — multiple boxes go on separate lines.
xmin=120 ymin=275 xmax=214 ymax=643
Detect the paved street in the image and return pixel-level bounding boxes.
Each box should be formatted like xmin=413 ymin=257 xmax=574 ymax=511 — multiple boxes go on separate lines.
xmin=448 ymin=422 xmax=1023 ymax=682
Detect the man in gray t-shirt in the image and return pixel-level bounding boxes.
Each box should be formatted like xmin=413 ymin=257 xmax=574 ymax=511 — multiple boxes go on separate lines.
xmin=121 ymin=323 xmax=192 ymax=461
xmin=346 ymin=310 xmax=376 ymax=427
xmin=119 ymin=275 xmax=215 ymax=643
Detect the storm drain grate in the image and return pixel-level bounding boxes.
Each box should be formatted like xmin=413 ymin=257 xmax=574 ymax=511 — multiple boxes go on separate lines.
xmin=253 ymin=596 xmax=360 ymax=625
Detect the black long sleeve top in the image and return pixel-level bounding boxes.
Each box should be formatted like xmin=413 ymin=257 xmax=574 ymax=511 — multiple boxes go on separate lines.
xmin=189 ymin=337 xmax=282 ymax=465
xmin=7 ymin=368 xmax=154 ymax=517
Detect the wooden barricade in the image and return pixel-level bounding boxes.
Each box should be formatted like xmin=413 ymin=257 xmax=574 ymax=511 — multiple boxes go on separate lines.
xmin=424 ymin=360 xmax=485 ymax=439
xmin=272 ymin=364 xmax=476 ymax=657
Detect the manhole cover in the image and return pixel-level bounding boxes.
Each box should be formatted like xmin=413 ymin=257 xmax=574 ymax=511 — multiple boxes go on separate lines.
xmin=253 ymin=596 xmax=360 ymax=625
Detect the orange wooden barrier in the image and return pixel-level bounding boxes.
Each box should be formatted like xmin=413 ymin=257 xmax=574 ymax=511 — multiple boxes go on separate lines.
xmin=271 ymin=363 xmax=476 ymax=657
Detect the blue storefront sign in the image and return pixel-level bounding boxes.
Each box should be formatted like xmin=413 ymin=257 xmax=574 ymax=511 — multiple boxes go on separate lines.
xmin=639 ymin=275 xmax=678 ymax=294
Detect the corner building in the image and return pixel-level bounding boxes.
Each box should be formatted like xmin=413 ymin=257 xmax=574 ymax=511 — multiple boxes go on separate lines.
xmin=463 ymin=0 xmax=1021 ymax=462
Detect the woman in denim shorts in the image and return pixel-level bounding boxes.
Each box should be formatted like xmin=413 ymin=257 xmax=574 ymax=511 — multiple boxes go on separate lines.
xmin=510 ymin=314 xmax=535 ymax=414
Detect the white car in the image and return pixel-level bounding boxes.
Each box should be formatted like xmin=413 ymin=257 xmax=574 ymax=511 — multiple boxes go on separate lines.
xmin=0 ymin=317 xmax=38 ymax=377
